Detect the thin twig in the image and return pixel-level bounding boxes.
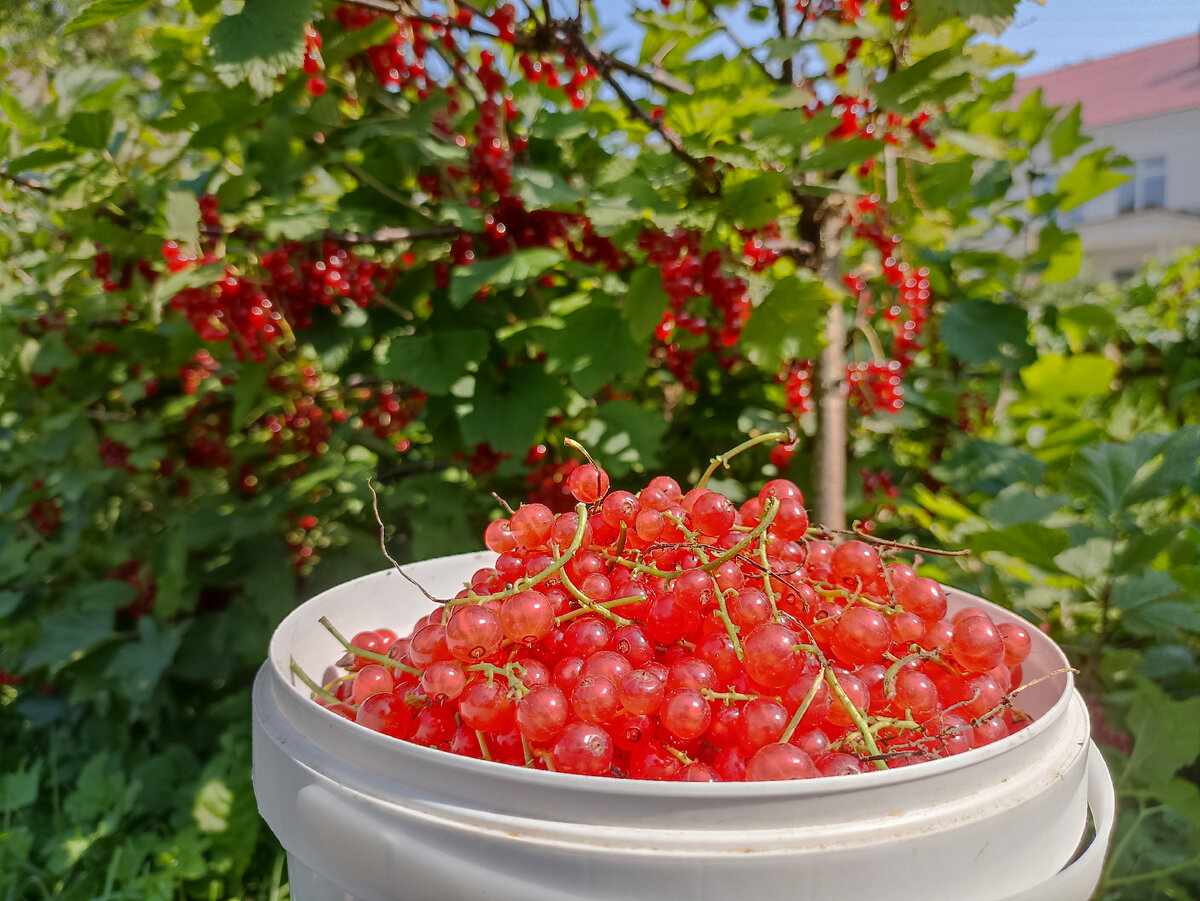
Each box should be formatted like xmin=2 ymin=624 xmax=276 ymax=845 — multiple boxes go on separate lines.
xmin=810 ymin=527 xmax=973 ymax=558
xmin=0 ymin=168 xmax=53 ymax=195
xmin=366 ymin=477 xmax=448 ymax=604
xmin=198 ymin=223 xmax=462 ymax=245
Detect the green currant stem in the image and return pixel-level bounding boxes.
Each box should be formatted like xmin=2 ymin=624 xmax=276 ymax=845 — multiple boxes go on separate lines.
xmin=319 ymin=616 xmax=422 ymax=677
xmin=602 ymin=553 xmax=681 ymax=579
xmin=696 ymin=429 xmax=795 ymax=490
xmin=758 ymin=541 xmax=781 ymax=620
xmin=779 ymin=671 xmax=824 ymax=744
xmin=701 ymin=497 xmax=780 ymax=572
xmin=461 ymin=503 xmax=590 ymax=605
xmin=613 ymin=521 xmax=628 ymax=558
xmin=521 ymin=734 xmax=535 ymax=768
xmin=475 ymin=730 xmax=493 ymax=762
xmin=558 ymin=567 xmax=632 ymax=627
xmin=713 ymin=579 xmax=744 ymax=661
xmin=290 ymin=658 xmax=347 ymax=707
xmin=555 ymin=593 xmax=646 ymax=625
xmin=666 ymin=746 xmax=694 ymax=766
xmin=701 ymin=688 xmax=760 ymax=703
xmin=467 ymin=661 xmax=529 ymax=697
xmin=823 ymin=667 xmax=885 ymax=768
xmin=563 ymin=436 xmax=600 ymax=470
xmin=869 ymin=714 xmax=922 ymax=733
xmin=882 ymin=647 xmax=939 ymax=699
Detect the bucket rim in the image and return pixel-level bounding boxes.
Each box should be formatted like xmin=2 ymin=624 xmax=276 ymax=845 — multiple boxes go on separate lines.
xmin=264 ymin=551 xmax=1077 ymax=798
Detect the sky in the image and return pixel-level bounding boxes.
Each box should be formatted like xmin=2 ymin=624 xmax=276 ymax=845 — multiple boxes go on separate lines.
xmin=591 ymin=0 xmax=1200 ymax=77
xmin=1004 ymin=0 xmax=1199 ymax=74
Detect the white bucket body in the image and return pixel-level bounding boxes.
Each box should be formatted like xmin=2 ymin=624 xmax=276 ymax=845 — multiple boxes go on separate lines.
xmin=253 ymin=552 xmax=1115 ymax=901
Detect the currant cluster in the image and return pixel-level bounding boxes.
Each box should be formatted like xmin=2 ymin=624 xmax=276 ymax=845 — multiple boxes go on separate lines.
xmin=180 ymin=349 xmax=221 ymax=396
xmin=637 ymin=229 xmax=753 ymax=390
xmin=525 ymin=459 xmax=581 ymax=513
xmin=795 ymin=0 xmax=908 ymax=24
xmin=847 ymin=359 xmax=904 ymax=414
xmin=334 ymin=9 xmax=433 ymax=98
xmin=98 ymin=437 xmax=133 ymax=470
xmin=956 ymin=390 xmax=990 ymax=433
xmin=108 ymin=559 xmax=156 ymax=620
xmin=305 ymin=448 xmax=1035 ymax=781
xmin=860 ymin=467 xmax=900 ymax=502
xmin=183 ymin=397 xmax=233 ymax=470
xmin=516 ymin=48 xmax=597 ymax=110
xmin=27 ymin=479 xmax=61 ymax=537
xmin=260 ymin=242 xmax=393 ymax=331
xmin=302 ymin=24 xmax=327 ymax=96
xmin=357 ymin=386 xmax=428 ymax=450
xmin=287 ymin=512 xmax=323 ymax=572
xmin=455 ymin=442 xmax=511 ymax=477
xmin=779 ymin=359 xmax=815 ymax=418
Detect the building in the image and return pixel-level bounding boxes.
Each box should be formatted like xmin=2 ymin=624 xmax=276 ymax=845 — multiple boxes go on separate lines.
xmin=1014 ymin=34 xmax=1200 ymax=282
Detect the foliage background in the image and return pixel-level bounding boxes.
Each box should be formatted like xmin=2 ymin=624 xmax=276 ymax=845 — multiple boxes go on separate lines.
xmin=0 ymin=0 xmax=1197 ymax=898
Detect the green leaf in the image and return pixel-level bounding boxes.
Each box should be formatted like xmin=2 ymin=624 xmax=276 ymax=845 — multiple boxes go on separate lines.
xmin=104 ymin=619 xmax=185 ymax=709
xmin=751 ymin=108 xmax=835 ymax=151
xmin=379 ymin=330 xmax=490 ymax=395
xmin=262 ymin=204 xmax=328 ymax=242
xmin=872 ymin=46 xmax=961 ymax=112
xmin=193 ymin=778 xmax=233 ymax=832
xmin=0 ymin=590 xmax=20 ymax=617
xmin=31 ymin=332 xmax=77 ymax=374
xmin=64 ymin=752 xmax=134 ymax=826
xmin=576 ymin=401 xmax=670 ymax=478
xmin=64 ymin=0 xmax=153 ymax=34
xmin=1125 ymin=425 xmax=1200 ymax=505
xmin=542 ymin=303 xmax=645 ymax=396
xmin=231 ymin=362 xmax=268 ymax=428
xmin=0 ymin=762 xmax=41 ymax=814
xmin=152 ymin=263 xmax=225 ymax=304
xmin=164 ymin=190 xmax=201 ymax=246
xmin=741 ymin=275 xmax=830 ymax=371
xmin=797 ymin=139 xmax=885 ymax=173
xmin=459 ymin=367 xmax=567 ymax=455
xmin=941 ymin=299 xmax=1033 ymax=367
xmin=621 ymin=267 xmax=671 ymax=341
xmin=1036 ymin=225 xmax=1082 ymax=283
xmin=1125 ymin=602 xmax=1200 ymax=639
xmin=1110 ymin=571 xmax=1182 ymax=611
xmin=929 ymin=439 xmax=1046 ymax=496
xmin=448 ymin=248 xmax=564 ymax=308
xmin=1020 ymin=353 xmax=1118 ymax=400
xmin=514 ymin=167 xmax=580 ymax=208
xmin=1125 ymin=679 xmax=1200 ymax=791
xmin=153 ymin=520 xmax=189 ymax=619
xmin=912 ymin=0 xmax=1019 ymax=35
xmin=63 ymin=109 xmax=114 ymax=150
xmin=210 ymin=0 xmax=317 ymax=93
xmin=1065 ymin=435 xmax=1168 ymax=517
xmin=1049 ymin=104 xmax=1089 ymax=160
xmin=1054 ymin=538 xmax=1114 ymax=582
xmin=1057 ymin=149 xmax=1130 ymax=212
xmin=966 ymin=523 xmax=1069 ymax=573
xmin=321 ymin=16 xmax=396 ymax=66
xmin=20 ymin=608 xmax=116 ymax=674
xmin=723 ymin=170 xmax=789 ymax=229
xmin=980 ymin=489 xmax=1068 ymax=527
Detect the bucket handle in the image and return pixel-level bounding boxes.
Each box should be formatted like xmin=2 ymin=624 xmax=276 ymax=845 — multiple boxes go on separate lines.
xmin=993 ymin=742 xmax=1116 ymax=901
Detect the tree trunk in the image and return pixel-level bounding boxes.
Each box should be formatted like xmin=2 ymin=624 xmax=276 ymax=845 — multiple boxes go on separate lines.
xmin=814 ymin=299 xmax=847 ymax=529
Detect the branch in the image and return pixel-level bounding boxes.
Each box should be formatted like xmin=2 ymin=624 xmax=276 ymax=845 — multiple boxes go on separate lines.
xmin=570 ymin=35 xmax=713 ymax=182
xmin=697 ymin=0 xmax=783 ymax=85
xmin=198 ymin=223 xmax=462 ymax=245
xmin=0 ymin=168 xmax=52 ymax=195
xmin=773 ymin=0 xmax=794 ymax=83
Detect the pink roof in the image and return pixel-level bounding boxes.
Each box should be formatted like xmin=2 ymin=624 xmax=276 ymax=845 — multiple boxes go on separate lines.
xmin=1013 ymin=35 xmax=1200 ymax=129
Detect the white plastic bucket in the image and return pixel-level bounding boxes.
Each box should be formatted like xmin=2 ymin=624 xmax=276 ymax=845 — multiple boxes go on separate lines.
xmin=252 ymin=552 xmax=1116 ymax=901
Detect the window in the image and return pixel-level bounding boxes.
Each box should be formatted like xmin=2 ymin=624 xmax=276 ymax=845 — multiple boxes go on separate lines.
xmin=1118 ymin=157 xmax=1167 ymax=213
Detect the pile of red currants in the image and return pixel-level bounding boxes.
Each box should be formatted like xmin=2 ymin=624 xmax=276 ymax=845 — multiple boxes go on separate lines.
xmin=300 ymin=442 xmax=1034 ymax=782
